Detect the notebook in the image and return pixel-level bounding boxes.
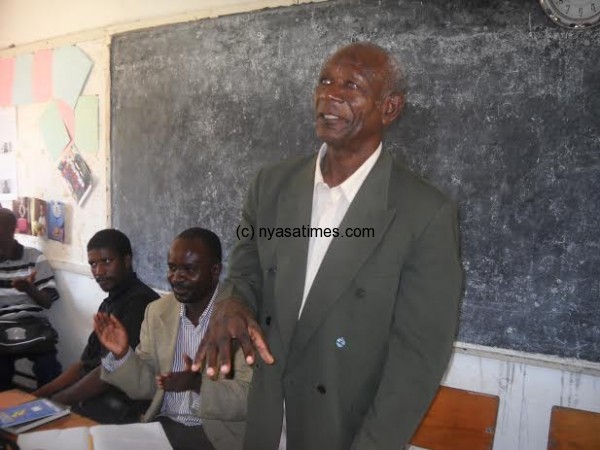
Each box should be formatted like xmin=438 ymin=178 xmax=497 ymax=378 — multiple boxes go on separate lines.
xmin=17 ymin=422 xmax=173 ymax=450
xmin=0 ymin=398 xmax=70 ymax=434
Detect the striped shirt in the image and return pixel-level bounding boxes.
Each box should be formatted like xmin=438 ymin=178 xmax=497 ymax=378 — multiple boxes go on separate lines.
xmin=158 ymin=291 xmax=216 ymax=426
xmin=0 ymin=243 xmax=58 ymax=320
xmin=104 ymin=286 xmax=217 ymax=427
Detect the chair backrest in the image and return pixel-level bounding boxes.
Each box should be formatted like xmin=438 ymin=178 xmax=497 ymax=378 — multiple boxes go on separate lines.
xmin=547 ymin=405 xmax=600 ymax=450
xmin=409 ymin=386 xmax=499 ymax=450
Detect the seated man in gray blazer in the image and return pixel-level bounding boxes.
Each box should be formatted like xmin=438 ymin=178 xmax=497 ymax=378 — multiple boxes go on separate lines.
xmin=95 ymin=228 xmax=252 ymax=450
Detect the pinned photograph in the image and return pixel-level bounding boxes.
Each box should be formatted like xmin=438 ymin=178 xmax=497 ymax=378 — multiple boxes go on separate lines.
xmin=12 ymin=197 xmax=31 ymax=235
xmin=30 ymin=198 xmax=48 ymax=238
xmin=57 ymin=146 xmax=93 ymax=205
xmin=47 ymin=200 xmax=65 ymax=243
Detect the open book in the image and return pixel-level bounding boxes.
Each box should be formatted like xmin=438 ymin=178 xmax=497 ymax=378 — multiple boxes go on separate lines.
xmin=17 ymin=422 xmax=172 ymax=450
xmin=0 ymin=398 xmax=70 ymax=434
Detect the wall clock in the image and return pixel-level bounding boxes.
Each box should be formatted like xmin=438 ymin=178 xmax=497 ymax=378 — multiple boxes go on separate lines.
xmin=539 ymin=0 xmax=600 ymax=28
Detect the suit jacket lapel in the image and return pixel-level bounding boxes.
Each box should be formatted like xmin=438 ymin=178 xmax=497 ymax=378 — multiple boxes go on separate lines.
xmin=273 ymin=156 xmax=315 ymax=356
xmin=156 ymin=294 xmax=181 ymax=373
xmin=287 ymin=151 xmax=396 ymax=369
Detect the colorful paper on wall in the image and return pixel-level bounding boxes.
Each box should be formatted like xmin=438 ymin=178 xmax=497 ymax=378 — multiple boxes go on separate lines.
xmin=52 ymin=46 xmax=93 ymax=107
xmin=33 ymin=49 xmax=53 ymax=103
xmin=57 ymin=99 xmax=75 ymax=146
xmin=39 ymin=101 xmax=70 ymax=160
xmin=0 ymin=58 xmax=15 ymax=106
xmin=57 ymin=146 xmax=93 ymax=205
xmin=30 ymin=198 xmax=48 ymax=238
xmin=75 ymin=95 xmax=98 ymax=153
xmin=47 ymin=200 xmax=65 ymax=243
xmin=0 ymin=107 xmax=18 ymax=204
xmin=12 ymin=197 xmax=31 ymax=235
xmin=12 ymin=54 xmax=34 ymax=105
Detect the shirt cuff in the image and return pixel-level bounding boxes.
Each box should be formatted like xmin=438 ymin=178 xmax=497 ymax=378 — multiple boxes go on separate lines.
xmin=101 ymin=347 xmax=133 ymax=372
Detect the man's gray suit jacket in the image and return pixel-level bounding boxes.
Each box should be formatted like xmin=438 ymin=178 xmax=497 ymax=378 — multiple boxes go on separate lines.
xmin=218 ymin=149 xmax=463 ymax=450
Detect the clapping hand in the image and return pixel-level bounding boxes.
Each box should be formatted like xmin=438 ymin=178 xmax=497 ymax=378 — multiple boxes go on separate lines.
xmin=93 ymin=312 xmax=130 ymax=359
xmin=157 ymin=354 xmax=202 ymax=392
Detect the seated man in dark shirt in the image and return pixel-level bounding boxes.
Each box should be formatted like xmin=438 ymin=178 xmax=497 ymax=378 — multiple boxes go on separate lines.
xmin=34 ymin=229 xmax=159 ymax=423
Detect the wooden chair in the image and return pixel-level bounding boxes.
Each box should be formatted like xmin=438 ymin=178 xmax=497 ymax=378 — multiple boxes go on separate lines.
xmin=409 ymin=386 xmax=499 ymax=450
xmin=547 ymin=406 xmax=600 ymax=450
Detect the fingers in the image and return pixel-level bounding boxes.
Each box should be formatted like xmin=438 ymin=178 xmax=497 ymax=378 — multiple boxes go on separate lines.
xmin=27 ymin=270 xmax=37 ymax=283
xmin=156 ymin=373 xmax=170 ymax=389
xmin=215 ymin=335 xmax=233 ymax=378
xmin=235 ymin=327 xmax=256 ymax=366
xmin=192 ymin=340 xmax=208 ymax=373
xmin=248 ymin=324 xmax=275 ymax=364
xmin=93 ymin=312 xmax=110 ymax=334
xmin=183 ymin=354 xmax=193 ymax=371
xmin=107 ymin=313 xmax=125 ymax=330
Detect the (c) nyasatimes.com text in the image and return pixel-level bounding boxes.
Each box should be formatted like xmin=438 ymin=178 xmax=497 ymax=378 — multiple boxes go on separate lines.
xmin=236 ymin=224 xmax=375 ymax=241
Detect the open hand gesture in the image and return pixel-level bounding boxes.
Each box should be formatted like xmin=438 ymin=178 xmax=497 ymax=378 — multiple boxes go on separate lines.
xmin=192 ymin=298 xmax=274 ymax=378
xmin=93 ymin=312 xmax=129 ymax=359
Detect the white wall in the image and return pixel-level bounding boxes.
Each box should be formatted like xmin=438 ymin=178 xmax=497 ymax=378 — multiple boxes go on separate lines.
xmin=3 ymin=2 xmax=600 ymax=450
xmin=0 ymin=0 xmax=311 ymax=49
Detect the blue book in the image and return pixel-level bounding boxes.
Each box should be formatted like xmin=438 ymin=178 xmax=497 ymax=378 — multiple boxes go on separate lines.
xmin=0 ymin=398 xmax=70 ymax=434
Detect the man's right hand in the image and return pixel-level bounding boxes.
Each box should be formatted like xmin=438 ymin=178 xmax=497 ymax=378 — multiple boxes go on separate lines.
xmin=192 ymin=298 xmax=274 ymax=377
xmin=93 ymin=312 xmax=129 ymax=359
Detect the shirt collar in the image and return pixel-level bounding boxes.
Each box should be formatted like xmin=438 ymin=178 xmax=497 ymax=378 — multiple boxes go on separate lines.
xmin=106 ymin=272 xmax=138 ymax=301
xmin=314 ymin=142 xmax=382 ymax=203
xmin=179 ymin=283 xmax=219 ymax=321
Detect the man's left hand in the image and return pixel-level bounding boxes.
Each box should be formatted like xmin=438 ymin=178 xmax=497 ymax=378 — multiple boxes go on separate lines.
xmin=12 ymin=270 xmax=36 ymax=292
xmin=156 ymin=354 xmax=202 ymax=392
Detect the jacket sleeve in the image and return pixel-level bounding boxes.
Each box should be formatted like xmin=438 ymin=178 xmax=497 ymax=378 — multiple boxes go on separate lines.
xmin=216 ymin=169 xmax=263 ymax=313
xmin=100 ymin=304 xmax=158 ymax=400
xmin=351 ymin=201 xmax=463 ymax=449
xmin=194 ymin=347 xmax=253 ymax=422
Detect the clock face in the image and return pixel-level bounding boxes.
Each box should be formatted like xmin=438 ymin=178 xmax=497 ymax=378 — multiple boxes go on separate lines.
xmin=540 ymin=0 xmax=600 ymax=28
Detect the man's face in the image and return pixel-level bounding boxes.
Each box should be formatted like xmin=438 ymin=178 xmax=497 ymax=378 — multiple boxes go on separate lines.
xmin=88 ymin=248 xmax=132 ymax=292
xmin=167 ymin=238 xmax=220 ymax=304
xmin=314 ymin=45 xmax=389 ymax=149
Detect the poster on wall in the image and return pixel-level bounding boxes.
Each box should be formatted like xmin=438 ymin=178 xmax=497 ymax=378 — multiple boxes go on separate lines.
xmin=47 ymin=200 xmax=65 ymax=243
xmin=0 ymin=107 xmax=18 ymax=206
xmin=57 ymin=146 xmax=93 ymax=206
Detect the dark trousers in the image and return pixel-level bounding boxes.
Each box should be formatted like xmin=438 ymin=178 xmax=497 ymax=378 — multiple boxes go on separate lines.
xmin=0 ymin=351 xmax=62 ymax=391
xmin=156 ymin=416 xmax=215 ymax=450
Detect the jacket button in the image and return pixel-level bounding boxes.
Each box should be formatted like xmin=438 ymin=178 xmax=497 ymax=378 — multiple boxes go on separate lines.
xmin=316 ymin=384 xmax=326 ymax=394
xmin=265 ymin=316 xmax=272 ymax=326
xmin=355 ymin=288 xmax=366 ymax=298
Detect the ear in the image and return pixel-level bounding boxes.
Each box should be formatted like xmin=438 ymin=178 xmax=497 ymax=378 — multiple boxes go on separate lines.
xmin=211 ymin=263 xmax=222 ymax=281
xmin=381 ymin=92 xmax=404 ymax=126
xmin=124 ymin=254 xmax=133 ymax=271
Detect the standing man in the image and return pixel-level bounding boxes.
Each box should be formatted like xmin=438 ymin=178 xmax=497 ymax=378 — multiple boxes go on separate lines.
xmin=96 ymin=228 xmax=252 ymax=450
xmin=34 ymin=229 xmax=159 ymax=423
xmin=194 ymin=42 xmax=463 ymax=449
xmin=0 ymin=208 xmax=61 ymax=390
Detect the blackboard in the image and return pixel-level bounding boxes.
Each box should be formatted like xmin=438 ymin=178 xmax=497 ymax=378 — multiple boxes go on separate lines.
xmin=110 ymin=0 xmax=600 ymax=362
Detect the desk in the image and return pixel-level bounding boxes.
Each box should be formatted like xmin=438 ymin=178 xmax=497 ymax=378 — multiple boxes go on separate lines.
xmin=0 ymin=389 xmax=97 ymax=439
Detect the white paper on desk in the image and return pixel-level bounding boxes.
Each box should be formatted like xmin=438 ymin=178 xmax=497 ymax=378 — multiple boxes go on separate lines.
xmin=90 ymin=422 xmax=172 ymax=450
xmin=17 ymin=426 xmax=89 ymax=450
